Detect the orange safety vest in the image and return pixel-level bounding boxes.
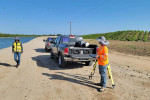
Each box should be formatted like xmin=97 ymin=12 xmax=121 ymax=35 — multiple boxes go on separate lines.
xmin=13 ymin=42 xmax=22 ymax=52
xmin=97 ymin=45 xmax=109 ymax=66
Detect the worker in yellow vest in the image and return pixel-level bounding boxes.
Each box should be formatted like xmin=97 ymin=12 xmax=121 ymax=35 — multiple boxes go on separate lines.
xmin=12 ymin=37 xmax=23 ymax=68
xmin=96 ymin=36 xmax=110 ymax=92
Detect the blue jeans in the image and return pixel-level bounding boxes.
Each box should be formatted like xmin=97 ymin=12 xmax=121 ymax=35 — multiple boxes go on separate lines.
xmin=99 ymin=64 xmax=108 ymax=88
xmin=14 ymin=52 xmax=21 ymax=65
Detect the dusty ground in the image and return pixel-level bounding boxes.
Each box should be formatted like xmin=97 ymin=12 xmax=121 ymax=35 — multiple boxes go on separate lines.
xmin=0 ymin=37 xmax=150 ymax=100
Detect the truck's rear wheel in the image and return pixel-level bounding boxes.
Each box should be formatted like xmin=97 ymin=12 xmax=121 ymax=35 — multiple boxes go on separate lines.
xmin=85 ymin=61 xmax=93 ymax=66
xmin=45 ymin=47 xmax=47 ymax=50
xmin=51 ymin=52 xmax=54 ymax=59
xmin=59 ymin=54 xmax=67 ymax=68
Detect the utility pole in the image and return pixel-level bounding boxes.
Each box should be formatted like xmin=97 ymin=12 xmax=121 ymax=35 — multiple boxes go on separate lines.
xmin=70 ymin=22 xmax=72 ymax=35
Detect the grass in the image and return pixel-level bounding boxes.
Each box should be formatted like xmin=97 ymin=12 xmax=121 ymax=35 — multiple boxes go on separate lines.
xmin=130 ymin=31 xmax=138 ymax=41
xmin=83 ymin=31 xmax=150 ymax=56
xmin=82 ymin=30 xmax=150 ymax=42
xmin=124 ymin=45 xmax=137 ymax=50
xmin=143 ymin=31 xmax=148 ymax=42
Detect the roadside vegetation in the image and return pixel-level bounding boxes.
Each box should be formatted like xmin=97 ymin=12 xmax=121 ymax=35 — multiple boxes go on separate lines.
xmin=0 ymin=33 xmax=42 ymax=37
xmin=0 ymin=33 xmax=62 ymax=37
xmin=82 ymin=30 xmax=150 ymax=42
xmin=143 ymin=31 xmax=149 ymax=42
xmin=85 ymin=39 xmax=150 ymax=57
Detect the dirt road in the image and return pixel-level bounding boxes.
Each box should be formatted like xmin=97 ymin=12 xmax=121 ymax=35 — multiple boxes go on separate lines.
xmin=0 ymin=37 xmax=150 ymax=100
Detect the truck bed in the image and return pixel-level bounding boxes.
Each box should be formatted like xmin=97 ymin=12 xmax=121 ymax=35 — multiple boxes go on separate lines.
xmin=69 ymin=47 xmax=94 ymax=55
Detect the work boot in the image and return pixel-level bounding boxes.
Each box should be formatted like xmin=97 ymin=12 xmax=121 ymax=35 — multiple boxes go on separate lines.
xmin=17 ymin=63 xmax=20 ymax=68
xmin=16 ymin=61 xmax=19 ymax=68
xmin=17 ymin=64 xmax=20 ymax=68
xmin=99 ymin=87 xmax=106 ymax=92
xmin=16 ymin=63 xmax=18 ymax=68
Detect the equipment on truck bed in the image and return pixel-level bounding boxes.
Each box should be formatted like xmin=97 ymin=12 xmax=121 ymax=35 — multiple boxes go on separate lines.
xmin=89 ymin=55 xmax=115 ymax=88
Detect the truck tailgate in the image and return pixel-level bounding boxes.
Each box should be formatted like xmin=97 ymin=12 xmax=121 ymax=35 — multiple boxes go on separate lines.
xmin=69 ymin=47 xmax=94 ymax=55
xmin=71 ymin=54 xmax=93 ymax=59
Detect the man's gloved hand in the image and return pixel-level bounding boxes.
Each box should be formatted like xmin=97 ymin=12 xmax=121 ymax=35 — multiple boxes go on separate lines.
xmin=96 ymin=55 xmax=99 ymax=59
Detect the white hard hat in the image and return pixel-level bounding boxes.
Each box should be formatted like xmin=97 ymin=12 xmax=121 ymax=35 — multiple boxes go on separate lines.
xmin=14 ymin=37 xmax=19 ymax=40
xmin=96 ymin=36 xmax=109 ymax=45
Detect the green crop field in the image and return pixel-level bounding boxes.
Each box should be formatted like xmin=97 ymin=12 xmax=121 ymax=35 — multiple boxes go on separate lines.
xmin=82 ymin=30 xmax=150 ymax=42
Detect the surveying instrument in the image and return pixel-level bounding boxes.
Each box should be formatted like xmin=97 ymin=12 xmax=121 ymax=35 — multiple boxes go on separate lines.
xmin=89 ymin=55 xmax=115 ymax=88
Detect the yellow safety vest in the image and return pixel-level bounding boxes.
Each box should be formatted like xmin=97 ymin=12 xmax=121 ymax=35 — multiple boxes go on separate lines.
xmin=13 ymin=42 xmax=22 ymax=52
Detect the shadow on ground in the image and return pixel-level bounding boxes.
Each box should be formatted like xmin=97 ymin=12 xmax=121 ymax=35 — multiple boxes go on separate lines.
xmin=34 ymin=48 xmax=50 ymax=53
xmin=32 ymin=55 xmax=85 ymax=70
xmin=0 ymin=62 xmax=16 ymax=67
xmin=42 ymin=72 xmax=100 ymax=90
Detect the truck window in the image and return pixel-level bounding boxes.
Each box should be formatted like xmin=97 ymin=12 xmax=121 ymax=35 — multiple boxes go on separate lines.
xmin=70 ymin=38 xmax=77 ymax=42
xmin=62 ymin=37 xmax=69 ymax=43
xmin=54 ymin=37 xmax=58 ymax=43
xmin=56 ymin=36 xmax=61 ymax=45
xmin=47 ymin=38 xmax=52 ymax=41
xmin=52 ymin=38 xmax=56 ymax=41
xmin=61 ymin=36 xmax=77 ymax=43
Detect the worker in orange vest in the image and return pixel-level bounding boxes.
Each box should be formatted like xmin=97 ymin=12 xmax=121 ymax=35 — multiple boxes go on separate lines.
xmin=96 ymin=36 xmax=110 ymax=92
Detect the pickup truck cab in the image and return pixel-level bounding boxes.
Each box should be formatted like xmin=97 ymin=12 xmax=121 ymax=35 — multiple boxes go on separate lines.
xmin=51 ymin=35 xmax=98 ymax=67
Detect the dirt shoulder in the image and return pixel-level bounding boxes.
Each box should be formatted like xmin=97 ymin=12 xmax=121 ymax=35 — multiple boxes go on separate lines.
xmin=0 ymin=37 xmax=150 ymax=100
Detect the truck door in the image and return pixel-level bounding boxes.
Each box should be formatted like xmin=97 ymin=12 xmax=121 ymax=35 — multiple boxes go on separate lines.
xmin=53 ymin=36 xmax=61 ymax=55
xmin=55 ymin=36 xmax=61 ymax=56
xmin=53 ymin=37 xmax=58 ymax=55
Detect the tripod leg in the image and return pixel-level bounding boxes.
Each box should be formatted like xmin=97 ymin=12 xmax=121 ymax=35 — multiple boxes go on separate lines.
xmin=107 ymin=64 xmax=115 ymax=88
xmin=91 ymin=61 xmax=97 ymax=74
xmin=107 ymin=64 xmax=111 ymax=79
xmin=89 ymin=61 xmax=97 ymax=79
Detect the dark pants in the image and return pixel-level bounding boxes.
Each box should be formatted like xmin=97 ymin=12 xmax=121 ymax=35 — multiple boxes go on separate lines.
xmin=99 ymin=64 xmax=108 ymax=88
xmin=14 ymin=52 xmax=21 ymax=65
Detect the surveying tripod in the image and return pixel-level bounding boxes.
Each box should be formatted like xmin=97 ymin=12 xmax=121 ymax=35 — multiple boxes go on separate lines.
xmin=89 ymin=58 xmax=115 ymax=88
